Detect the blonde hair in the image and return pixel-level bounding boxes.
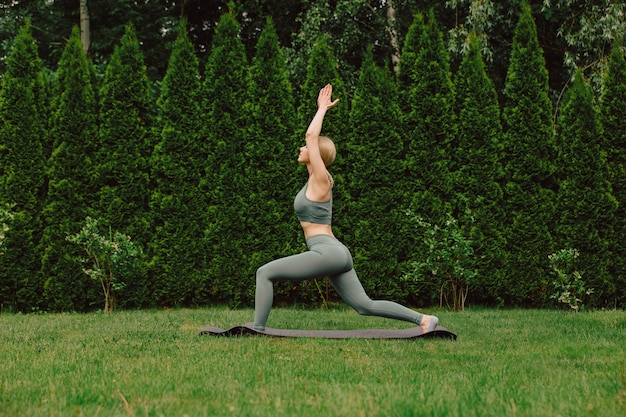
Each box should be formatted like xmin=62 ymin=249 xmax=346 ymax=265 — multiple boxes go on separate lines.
xmin=319 ymin=136 xmax=336 ymax=186
xmin=318 ymin=136 xmax=336 ymax=167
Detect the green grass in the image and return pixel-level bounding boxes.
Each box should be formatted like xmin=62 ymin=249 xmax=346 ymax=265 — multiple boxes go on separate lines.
xmin=1 ymin=307 xmax=625 ymax=417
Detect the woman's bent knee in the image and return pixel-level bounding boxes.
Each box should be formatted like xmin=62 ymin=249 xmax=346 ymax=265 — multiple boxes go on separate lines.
xmin=256 ymin=265 xmax=270 ymax=285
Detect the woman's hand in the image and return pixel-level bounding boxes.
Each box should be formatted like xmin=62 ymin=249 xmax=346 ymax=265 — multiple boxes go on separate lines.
xmin=317 ymin=84 xmax=340 ymax=110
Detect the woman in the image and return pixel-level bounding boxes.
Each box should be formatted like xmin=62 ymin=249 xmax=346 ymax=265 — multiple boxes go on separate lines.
xmin=253 ymin=84 xmax=439 ymax=333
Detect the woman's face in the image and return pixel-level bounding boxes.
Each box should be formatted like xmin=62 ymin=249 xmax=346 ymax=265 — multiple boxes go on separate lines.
xmin=298 ymin=145 xmax=309 ymax=164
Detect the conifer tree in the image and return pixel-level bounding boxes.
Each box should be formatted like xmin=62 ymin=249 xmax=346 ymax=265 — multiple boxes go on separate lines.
xmin=96 ymin=22 xmax=154 ymax=308
xmin=599 ymin=43 xmax=626 ymax=307
xmin=397 ymin=11 xmax=426 ymax=116
xmin=453 ymin=35 xmax=506 ymax=305
xmin=397 ymin=10 xmax=456 ymax=306
xmin=501 ymin=2 xmax=556 ymax=306
xmin=0 ymin=19 xmax=48 ymax=311
xmin=555 ymin=70 xmax=616 ymax=306
xmin=239 ymin=18 xmax=301 ymax=306
xmin=345 ymin=47 xmax=406 ymax=301
xmin=201 ymin=11 xmax=250 ymax=306
xmin=41 ymin=26 xmax=98 ymax=311
xmin=401 ymin=9 xmax=456 ymax=226
xmin=149 ymin=20 xmax=204 ymax=306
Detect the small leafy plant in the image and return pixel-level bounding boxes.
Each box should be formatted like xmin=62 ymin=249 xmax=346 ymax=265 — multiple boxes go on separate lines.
xmin=0 ymin=203 xmax=14 ymax=255
xmin=67 ymin=217 xmax=141 ymax=314
xmin=402 ymin=210 xmax=476 ymax=311
xmin=0 ymin=204 xmax=14 ymax=313
xmin=548 ymin=248 xmax=593 ymax=312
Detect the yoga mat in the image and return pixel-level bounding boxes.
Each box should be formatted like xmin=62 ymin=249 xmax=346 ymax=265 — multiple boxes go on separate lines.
xmin=199 ymin=322 xmax=457 ymax=340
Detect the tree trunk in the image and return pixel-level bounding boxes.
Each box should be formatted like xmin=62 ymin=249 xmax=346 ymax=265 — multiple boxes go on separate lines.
xmin=79 ymin=0 xmax=90 ymax=55
xmin=387 ymin=0 xmax=400 ymax=74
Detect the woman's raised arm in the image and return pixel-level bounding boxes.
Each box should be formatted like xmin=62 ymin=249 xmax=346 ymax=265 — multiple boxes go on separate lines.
xmin=305 ymin=84 xmax=339 ymax=198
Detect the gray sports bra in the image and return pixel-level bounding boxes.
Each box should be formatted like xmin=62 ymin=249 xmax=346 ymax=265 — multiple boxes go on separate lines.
xmin=294 ymin=182 xmax=332 ymax=224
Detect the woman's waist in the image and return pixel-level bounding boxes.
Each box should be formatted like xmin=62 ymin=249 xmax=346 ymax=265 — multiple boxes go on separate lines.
xmin=300 ymin=221 xmax=334 ymax=240
xmin=305 ymin=233 xmax=340 ymax=245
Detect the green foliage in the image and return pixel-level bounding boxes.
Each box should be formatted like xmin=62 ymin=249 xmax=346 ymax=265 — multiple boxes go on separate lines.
xmin=201 ymin=11 xmax=250 ymax=306
xmin=331 ymin=0 xmax=395 ymax=92
xmin=541 ymin=0 xmax=626 ymax=92
xmin=555 ymin=70 xmax=616 ymax=306
xmin=2 ymin=1 xmax=622 ymax=106
xmin=285 ymin=0 xmax=394 ymax=101
xmin=149 ymin=20 xmax=205 ymax=306
xmin=96 ymin=22 xmax=154 ymax=308
xmin=67 ymin=217 xmax=142 ymax=314
xmin=238 ymin=17 xmax=302 ymax=307
xmin=344 ymin=46 xmax=407 ymax=302
xmin=548 ymin=248 xmax=594 ymax=312
xmin=397 ymin=11 xmax=427 ymax=112
xmin=0 ymin=19 xmax=48 ymax=312
xmin=502 ymin=3 xmax=555 ymax=181
xmin=283 ymin=0 xmax=332 ymax=104
xmin=0 ymin=0 xmax=179 ymax=80
xmin=41 ymin=26 xmax=99 ymax=312
xmin=0 ymin=204 xmax=13 ymax=252
xmin=398 ymin=11 xmax=457 ymax=304
xmin=500 ymin=2 xmax=556 ymax=306
xmin=2 ymin=8 xmax=626 ymax=310
xmin=402 ymin=210 xmax=476 ymax=311
xmin=401 ymin=9 xmax=456 ymax=225
xmin=599 ymin=43 xmax=626 ymax=308
xmin=453 ymin=34 xmax=506 ymax=305
xmin=446 ymin=0 xmax=496 ymax=64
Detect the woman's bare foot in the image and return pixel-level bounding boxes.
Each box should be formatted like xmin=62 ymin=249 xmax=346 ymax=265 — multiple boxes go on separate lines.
xmin=420 ymin=315 xmax=439 ymax=333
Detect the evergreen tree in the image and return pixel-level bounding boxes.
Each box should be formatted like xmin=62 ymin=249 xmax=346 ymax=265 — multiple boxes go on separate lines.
xmin=402 ymin=9 xmax=456 ymax=225
xmin=397 ymin=10 xmax=456 ymax=307
xmin=344 ymin=47 xmax=407 ymax=301
xmin=95 ymin=22 xmax=155 ymax=308
xmin=453 ymin=34 xmax=506 ymax=305
xmin=239 ymin=17 xmax=302 ymax=306
xmin=0 ymin=19 xmax=48 ymax=311
xmin=599 ymin=42 xmax=626 ymax=307
xmin=149 ymin=20 xmax=204 ymax=306
xmin=501 ymin=2 xmax=556 ymax=306
xmin=41 ymin=26 xmax=99 ymax=311
xmin=397 ymin=11 xmax=426 ymax=116
xmin=555 ymin=70 xmax=616 ymax=306
xmin=201 ymin=11 xmax=250 ymax=306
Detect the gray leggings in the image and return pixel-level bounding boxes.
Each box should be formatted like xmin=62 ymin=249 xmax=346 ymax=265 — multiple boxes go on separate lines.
xmin=253 ymin=234 xmax=423 ymax=330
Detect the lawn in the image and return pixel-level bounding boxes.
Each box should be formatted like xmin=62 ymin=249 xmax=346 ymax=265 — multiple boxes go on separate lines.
xmin=0 ymin=307 xmax=624 ymax=417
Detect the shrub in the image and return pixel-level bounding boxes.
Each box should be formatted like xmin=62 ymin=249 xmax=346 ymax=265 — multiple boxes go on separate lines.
xmin=0 ymin=204 xmax=14 ymax=253
xmin=548 ymin=249 xmax=593 ymax=312
xmin=67 ymin=217 xmax=142 ymax=314
xmin=401 ymin=210 xmax=476 ymax=311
